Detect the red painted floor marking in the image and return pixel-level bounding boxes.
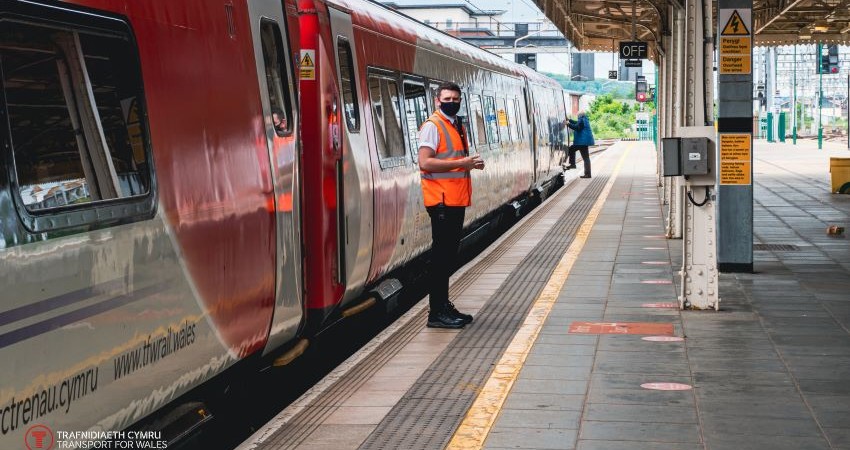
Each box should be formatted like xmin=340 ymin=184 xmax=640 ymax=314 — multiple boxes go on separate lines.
xmin=568 ymin=322 xmax=674 ymax=335
xmin=641 ymin=261 xmax=669 ymax=265
xmin=643 ymin=247 xmax=666 ymax=250
xmin=641 ymin=382 xmax=692 ymax=391
xmin=642 ymin=302 xmax=678 ymax=308
xmin=642 ymin=336 xmax=685 ymax=342
xmin=642 ymin=279 xmax=673 ymax=284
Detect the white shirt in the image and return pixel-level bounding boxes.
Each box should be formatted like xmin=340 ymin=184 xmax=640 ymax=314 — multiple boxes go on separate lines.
xmin=417 ymin=110 xmax=456 ymax=151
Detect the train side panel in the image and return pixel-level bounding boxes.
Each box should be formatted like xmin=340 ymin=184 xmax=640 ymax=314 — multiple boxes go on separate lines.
xmin=0 ymin=0 xmax=290 ymax=444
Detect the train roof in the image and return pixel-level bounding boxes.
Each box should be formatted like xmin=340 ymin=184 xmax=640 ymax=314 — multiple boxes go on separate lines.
xmin=326 ymin=0 xmax=562 ymax=90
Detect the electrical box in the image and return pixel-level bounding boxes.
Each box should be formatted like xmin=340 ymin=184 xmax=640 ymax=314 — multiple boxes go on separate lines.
xmin=681 ymin=137 xmax=709 ymax=175
xmin=662 ymin=138 xmax=682 ymax=176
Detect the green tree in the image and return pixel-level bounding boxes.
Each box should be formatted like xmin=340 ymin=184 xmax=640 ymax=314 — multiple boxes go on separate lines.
xmin=585 ymin=94 xmax=637 ymax=139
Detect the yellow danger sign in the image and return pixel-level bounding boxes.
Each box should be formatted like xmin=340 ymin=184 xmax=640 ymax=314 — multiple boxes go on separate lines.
xmin=721 ymin=10 xmax=750 ymax=36
xmin=720 ymin=54 xmax=752 ymax=74
xmin=720 ymin=133 xmax=751 ymax=185
xmin=719 ymin=36 xmax=750 ymax=54
xmin=299 ymin=49 xmax=316 ymax=80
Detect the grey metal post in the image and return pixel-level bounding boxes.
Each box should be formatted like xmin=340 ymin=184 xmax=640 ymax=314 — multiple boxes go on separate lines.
xmin=717 ymin=0 xmax=753 ymax=273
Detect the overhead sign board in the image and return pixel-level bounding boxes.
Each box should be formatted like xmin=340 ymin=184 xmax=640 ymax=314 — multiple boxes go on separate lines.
xmin=619 ymin=41 xmax=648 ymax=60
xmin=624 ymin=59 xmax=642 ymax=68
xmin=717 ymin=9 xmax=752 ymax=75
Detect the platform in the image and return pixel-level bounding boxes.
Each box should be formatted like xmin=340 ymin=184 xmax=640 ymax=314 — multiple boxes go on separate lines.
xmin=239 ymin=139 xmax=850 ymax=450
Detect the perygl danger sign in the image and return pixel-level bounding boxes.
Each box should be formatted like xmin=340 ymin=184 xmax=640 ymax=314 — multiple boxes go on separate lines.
xmin=721 ymin=10 xmax=750 ymax=35
xmin=719 ymin=133 xmax=751 ymax=185
xmin=299 ymin=49 xmax=315 ymax=80
xmin=717 ymin=9 xmax=752 ymax=75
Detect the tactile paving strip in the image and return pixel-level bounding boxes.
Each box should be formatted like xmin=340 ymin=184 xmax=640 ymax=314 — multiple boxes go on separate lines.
xmin=257 ymin=175 xmax=581 ymax=450
xmin=359 ymin=175 xmax=608 ymax=450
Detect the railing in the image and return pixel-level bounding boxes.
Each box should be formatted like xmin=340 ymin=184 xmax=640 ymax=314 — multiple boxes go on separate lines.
xmin=423 ymin=21 xmax=565 ymax=39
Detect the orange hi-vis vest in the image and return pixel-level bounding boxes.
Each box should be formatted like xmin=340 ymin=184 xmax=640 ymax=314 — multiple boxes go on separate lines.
xmin=420 ymin=112 xmax=472 ymax=207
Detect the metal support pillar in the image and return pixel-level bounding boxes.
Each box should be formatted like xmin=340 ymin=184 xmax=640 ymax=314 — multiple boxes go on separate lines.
xmin=677 ymin=0 xmax=719 ymax=310
xmin=818 ymin=42 xmax=824 ymax=150
xmin=793 ymin=44 xmax=797 ymax=145
xmin=669 ymin=6 xmax=685 ymax=239
xmin=717 ymin=0 xmax=753 ymax=273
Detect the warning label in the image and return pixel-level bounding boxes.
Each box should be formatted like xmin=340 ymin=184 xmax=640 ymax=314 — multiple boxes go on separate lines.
xmin=720 ymin=133 xmax=751 ymax=185
xmin=721 ymin=10 xmax=750 ymax=36
xmin=719 ymin=36 xmax=750 ymax=54
xmin=497 ymin=109 xmax=508 ymax=126
xmin=720 ymin=55 xmax=752 ymax=74
xmin=717 ymin=9 xmax=752 ymax=75
xmin=299 ymin=49 xmax=315 ymax=80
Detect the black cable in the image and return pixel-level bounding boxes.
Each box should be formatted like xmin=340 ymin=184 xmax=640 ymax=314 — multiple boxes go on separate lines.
xmin=687 ymin=186 xmax=710 ymax=207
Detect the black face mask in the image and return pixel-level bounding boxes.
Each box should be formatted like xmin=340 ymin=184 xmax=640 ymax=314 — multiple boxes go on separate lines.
xmin=439 ymin=101 xmax=461 ymax=117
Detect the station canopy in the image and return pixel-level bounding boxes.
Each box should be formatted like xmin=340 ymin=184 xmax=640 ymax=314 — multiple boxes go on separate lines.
xmin=533 ymin=0 xmax=850 ymax=59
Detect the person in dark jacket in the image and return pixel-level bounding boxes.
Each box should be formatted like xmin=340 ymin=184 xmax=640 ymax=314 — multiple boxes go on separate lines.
xmin=565 ymin=111 xmax=595 ymax=178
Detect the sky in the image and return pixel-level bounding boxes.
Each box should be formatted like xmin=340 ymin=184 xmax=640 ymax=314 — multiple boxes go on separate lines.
xmin=386 ymin=0 xmax=656 ymax=78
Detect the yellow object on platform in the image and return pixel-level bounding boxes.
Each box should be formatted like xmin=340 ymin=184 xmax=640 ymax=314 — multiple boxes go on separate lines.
xmin=830 ymin=157 xmax=850 ymax=193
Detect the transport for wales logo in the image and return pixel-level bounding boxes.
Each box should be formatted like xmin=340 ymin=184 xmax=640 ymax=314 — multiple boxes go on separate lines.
xmin=24 ymin=424 xmax=54 ymax=450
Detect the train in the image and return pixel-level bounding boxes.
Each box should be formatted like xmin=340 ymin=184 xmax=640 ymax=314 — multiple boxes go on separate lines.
xmin=0 ymin=0 xmax=573 ymax=446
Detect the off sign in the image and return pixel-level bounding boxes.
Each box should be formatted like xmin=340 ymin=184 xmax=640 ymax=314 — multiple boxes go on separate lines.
xmin=619 ymin=41 xmax=648 ymax=60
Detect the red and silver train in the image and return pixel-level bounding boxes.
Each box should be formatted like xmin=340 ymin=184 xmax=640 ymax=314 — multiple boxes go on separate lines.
xmin=0 ymin=0 xmax=571 ymax=445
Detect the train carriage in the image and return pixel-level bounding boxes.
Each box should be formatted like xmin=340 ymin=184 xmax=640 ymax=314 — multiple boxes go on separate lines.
xmin=0 ymin=0 xmax=571 ymax=446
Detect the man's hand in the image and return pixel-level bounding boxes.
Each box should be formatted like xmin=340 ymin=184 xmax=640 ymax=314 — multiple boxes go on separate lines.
xmin=464 ymin=155 xmax=485 ymax=170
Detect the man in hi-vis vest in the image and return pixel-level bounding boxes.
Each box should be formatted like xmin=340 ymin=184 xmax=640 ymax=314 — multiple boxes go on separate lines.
xmin=418 ymin=82 xmax=485 ymax=329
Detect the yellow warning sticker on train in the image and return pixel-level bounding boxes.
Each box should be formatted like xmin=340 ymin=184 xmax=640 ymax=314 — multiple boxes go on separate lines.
xmin=720 ymin=133 xmax=751 ymax=185
xmin=299 ymin=49 xmax=316 ymax=80
xmin=721 ymin=10 xmax=750 ymax=36
xmin=497 ymin=109 xmax=508 ymax=126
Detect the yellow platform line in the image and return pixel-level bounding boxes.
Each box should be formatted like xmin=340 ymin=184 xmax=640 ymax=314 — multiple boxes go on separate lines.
xmin=446 ymin=144 xmax=634 ymax=450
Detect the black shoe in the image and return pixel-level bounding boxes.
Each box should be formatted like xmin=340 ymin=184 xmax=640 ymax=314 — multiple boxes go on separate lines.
xmin=580 ymin=174 xmax=591 ymax=178
xmin=427 ymin=309 xmax=466 ymax=329
xmin=565 ymin=165 xmax=577 ymax=170
xmin=446 ymin=301 xmax=473 ymax=324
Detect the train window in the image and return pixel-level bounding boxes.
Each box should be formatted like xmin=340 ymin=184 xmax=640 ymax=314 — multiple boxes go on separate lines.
xmin=1 ymin=15 xmax=154 ymax=230
xmin=510 ymin=98 xmax=523 ymax=141
xmin=402 ymin=80 xmax=428 ymax=155
xmin=457 ymin=95 xmax=473 ymax=151
xmin=336 ymin=37 xmax=360 ymax=132
xmin=496 ymin=98 xmax=511 ymax=143
xmin=368 ymin=74 xmax=405 ymax=162
xmin=483 ymin=96 xmax=499 ymax=145
xmin=260 ymin=20 xmax=293 ymax=135
xmin=468 ymin=95 xmax=487 ymax=147
xmin=428 ymin=82 xmax=440 ymax=113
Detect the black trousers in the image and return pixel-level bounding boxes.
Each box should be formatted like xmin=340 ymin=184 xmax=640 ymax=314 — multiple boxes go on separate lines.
xmin=426 ymin=205 xmax=465 ymax=312
xmin=568 ymin=145 xmax=591 ymax=176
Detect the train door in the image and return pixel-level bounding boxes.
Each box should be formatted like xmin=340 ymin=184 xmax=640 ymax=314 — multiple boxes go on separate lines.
xmin=329 ymin=7 xmax=374 ymax=303
xmin=246 ymin=0 xmax=304 ymax=354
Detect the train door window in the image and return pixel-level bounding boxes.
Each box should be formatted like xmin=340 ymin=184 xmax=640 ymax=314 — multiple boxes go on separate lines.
xmin=483 ymin=95 xmax=499 ymax=145
xmin=496 ymin=97 xmax=511 ymax=143
xmin=260 ymin=20 xmax=294 ymax=135
xmin=402 ymin=79 xmax=427 ymax=156
xmin=510 ymin=98 xmax=523 ymax=141
xmin=428 ymin=82 xmax=440 ymax=114
xmin=457 ymin=94 xmax=473 ymax=152
xmin=1 ymin=10 xmax=154 ymax=232
xmin=336 ymin=37 xmax=360 ymax=132
xmin=468 ymin=94 xmax=487 ymax=147
xmin=367 ymin=72 xmax=405 ymax=165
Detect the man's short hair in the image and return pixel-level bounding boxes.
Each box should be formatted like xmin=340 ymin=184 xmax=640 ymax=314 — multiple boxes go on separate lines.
xmin=435 ymin=82 xmax=462 ymax=99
